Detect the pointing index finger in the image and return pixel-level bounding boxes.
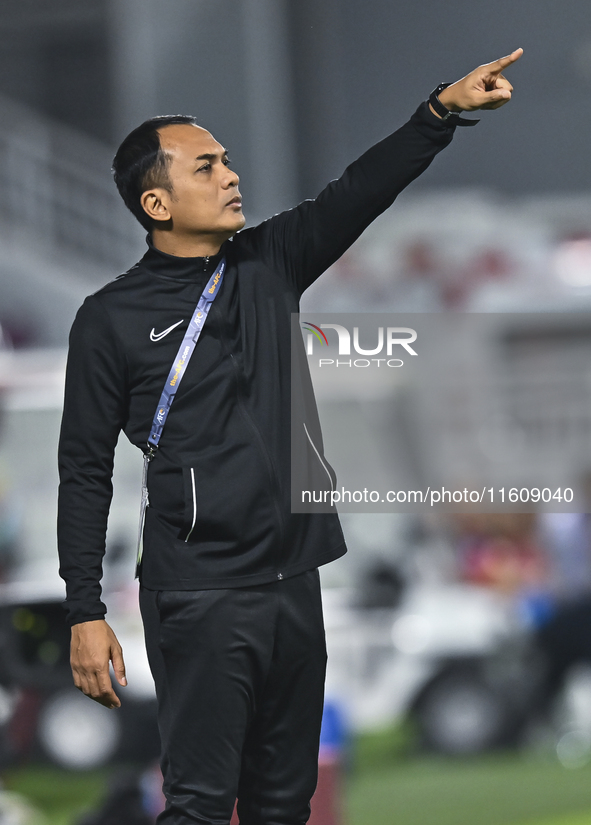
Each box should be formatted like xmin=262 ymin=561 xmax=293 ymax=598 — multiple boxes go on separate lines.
xmin=488 ymin=48 xmax=524 ymax=75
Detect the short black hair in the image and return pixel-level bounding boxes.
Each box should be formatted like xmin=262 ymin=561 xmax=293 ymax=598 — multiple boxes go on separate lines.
xmin=112 ymin=115 xmax=200 ymax=232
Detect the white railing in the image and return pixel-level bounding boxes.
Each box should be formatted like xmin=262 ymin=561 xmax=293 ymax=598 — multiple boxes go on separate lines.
xmin=0 ymin=93 xmax=144 ymax=270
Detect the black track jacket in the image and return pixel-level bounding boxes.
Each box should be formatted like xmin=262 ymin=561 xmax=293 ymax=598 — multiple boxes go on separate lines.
xmin=57 ymin=101 xmax=456 ymax=626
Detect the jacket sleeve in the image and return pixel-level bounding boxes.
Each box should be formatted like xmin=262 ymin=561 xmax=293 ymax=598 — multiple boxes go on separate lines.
xmin=241 ymin=101 xmax=457 ymax=295
xmin=57 ymin=295 xmax=129 ymax=627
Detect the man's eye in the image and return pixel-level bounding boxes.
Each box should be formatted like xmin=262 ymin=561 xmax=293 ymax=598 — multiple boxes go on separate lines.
xmin=223 ymin=157 xmax=232 ymax=166
xmin=197 ymin=163 xmax=211 ymax=172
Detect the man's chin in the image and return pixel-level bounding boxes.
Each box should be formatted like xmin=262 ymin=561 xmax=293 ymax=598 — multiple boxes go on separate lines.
xmin=225 ymin=215 xmax=246 ymax=236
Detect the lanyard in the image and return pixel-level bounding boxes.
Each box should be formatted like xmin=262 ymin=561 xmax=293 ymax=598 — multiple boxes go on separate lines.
xmin=147 ymin=256 xmax=226 ymax=451
xmin=136 ymin=255 xmax=226 ymax=568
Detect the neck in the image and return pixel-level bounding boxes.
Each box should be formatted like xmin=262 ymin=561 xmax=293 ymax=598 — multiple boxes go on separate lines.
xmin=151 ymin=230 xmax=230 ymax=258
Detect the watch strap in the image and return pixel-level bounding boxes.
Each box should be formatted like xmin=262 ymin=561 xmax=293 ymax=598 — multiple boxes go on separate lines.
xmin=429 ymin=83 xmax=480 ymax=127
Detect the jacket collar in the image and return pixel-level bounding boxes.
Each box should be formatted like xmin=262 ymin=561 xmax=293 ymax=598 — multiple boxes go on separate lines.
xmin=139 ymin=235 xmax=226 ymax=281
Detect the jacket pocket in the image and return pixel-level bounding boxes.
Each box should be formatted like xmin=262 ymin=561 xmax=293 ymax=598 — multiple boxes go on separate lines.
xmin=303 ymin=422 xmax=337 ymax=491
xmin=174 ymin=442 xmax=279 ymax=551
xmin=179 ymin=466 xmax=198 ymax=542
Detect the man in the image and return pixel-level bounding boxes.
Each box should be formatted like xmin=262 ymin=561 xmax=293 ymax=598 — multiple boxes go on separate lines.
xmin=58 ymin=49 xmax=522 ymax=824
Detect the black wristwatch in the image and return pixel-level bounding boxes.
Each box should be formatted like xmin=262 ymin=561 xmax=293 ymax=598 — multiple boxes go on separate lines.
xmin=429 ymin=83 xmax=479 ymax=127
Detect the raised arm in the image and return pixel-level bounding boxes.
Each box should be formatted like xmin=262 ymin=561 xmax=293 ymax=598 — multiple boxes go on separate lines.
xmin=242 ymin=49 xmax=523 ymax=295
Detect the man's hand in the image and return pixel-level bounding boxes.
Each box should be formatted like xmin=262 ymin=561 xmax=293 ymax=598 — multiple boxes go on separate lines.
xmin=70 ymin=620 xmax=127 ymax=709
xmin=435 ymin=48 xmax=523 ymax=115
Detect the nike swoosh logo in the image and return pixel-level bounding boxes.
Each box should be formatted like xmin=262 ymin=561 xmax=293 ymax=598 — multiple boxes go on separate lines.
xmin=150 ymin=320 xmax=184 ymax=342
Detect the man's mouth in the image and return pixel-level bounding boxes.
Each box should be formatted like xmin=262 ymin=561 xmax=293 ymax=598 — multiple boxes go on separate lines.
xmin=226 ymin=197 xmax=242 ymax=208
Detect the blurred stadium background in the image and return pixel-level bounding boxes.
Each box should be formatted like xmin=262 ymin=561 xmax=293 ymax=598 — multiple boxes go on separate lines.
xmin=2 ymin=1 xmax=591 ymax=823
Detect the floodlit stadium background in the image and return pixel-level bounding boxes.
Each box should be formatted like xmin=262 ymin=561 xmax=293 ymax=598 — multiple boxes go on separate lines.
xmin=2 ymin=2 xmax=591 ymax=824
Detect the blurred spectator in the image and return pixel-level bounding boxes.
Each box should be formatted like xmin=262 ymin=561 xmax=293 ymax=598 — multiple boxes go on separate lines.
xmin=453 ymin=512 xmax=549 ymax=595
xmin=540 ymin=512 xmax=591 ymax=600
xmin=446 ymin=247 xmax=513 ymax=309
xmin=390 ymin=240 xmax=444 ymax=311
xmin=539 ymin=471 xmax=591 ymax=601
xmin=534 ymin=472 xmax=591 ymax=709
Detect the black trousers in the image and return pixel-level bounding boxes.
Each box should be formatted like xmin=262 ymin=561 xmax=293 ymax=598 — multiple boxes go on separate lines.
xmin=139 ymin=569 xmax=328 ymax=825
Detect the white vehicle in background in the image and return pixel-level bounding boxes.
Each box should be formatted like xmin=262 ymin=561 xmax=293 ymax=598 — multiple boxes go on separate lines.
xmin=0 ymin=577 xmax=158 ymax=770
xmin=0 ymin=348 xmax=156 ymax=770
xmin=322 ymin=577 xmax=537 ymax=755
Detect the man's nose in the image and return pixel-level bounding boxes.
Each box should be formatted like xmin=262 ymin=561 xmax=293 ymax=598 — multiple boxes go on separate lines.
xmin=223 ymin=167 xmax=240 ymax=187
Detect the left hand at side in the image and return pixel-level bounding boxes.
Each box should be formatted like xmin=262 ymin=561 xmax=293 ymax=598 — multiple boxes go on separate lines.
xmin=436 ymin=48 xmax=523 ymax=113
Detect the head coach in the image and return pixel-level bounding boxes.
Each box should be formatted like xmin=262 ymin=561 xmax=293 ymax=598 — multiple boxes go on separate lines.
xmin=58 ymin=49 xmax=522 ymax=825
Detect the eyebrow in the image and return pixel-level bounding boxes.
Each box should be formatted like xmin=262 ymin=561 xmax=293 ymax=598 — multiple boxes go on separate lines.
xmin=195 ymin=150 xmax=229 ymax=161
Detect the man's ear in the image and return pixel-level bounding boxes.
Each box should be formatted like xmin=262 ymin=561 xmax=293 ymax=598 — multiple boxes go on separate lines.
xmin=141 ymin=188 xmax=172 ymax=223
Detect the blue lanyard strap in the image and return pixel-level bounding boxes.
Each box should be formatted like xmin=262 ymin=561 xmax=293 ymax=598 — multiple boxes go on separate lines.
xmin=147 ymin=256 xmax=226 ymax=451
